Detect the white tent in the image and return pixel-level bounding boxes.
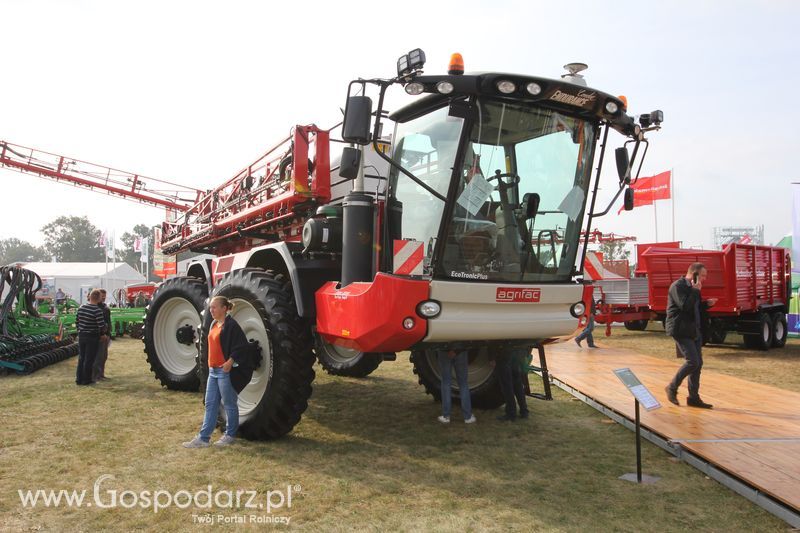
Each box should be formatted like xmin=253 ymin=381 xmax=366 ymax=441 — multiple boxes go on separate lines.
xmin=21 ymin=262 xmax=145 ymax=306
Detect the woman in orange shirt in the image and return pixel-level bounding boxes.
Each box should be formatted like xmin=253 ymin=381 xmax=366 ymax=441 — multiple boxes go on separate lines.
xmin=183 ymin=295 xmax=248 ymax=448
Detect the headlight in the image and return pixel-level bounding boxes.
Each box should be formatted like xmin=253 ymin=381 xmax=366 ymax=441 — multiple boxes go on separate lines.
xmin=403 ymin=317 xmax=416 ymax=330
xmin=605 ymin=101 xmax=619 ymax=114
xmin=526 ymin=82 xmax=542 ymax=95
xmin=405 ymin=82 xmax=424 ymax=95
xmin=436 ymin=81 xmax=454 ymax=95
xmin=416 ymin=300 xmax=441 ymax=318
xmin=496 ymin=80 xmax=516 ymax=94
xmin=570 ymin=301 xmax=586 ymax=318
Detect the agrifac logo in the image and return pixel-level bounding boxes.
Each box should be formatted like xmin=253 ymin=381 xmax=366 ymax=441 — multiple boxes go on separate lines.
xmin=496 ymin=287 xmax=541 ymax=303
xmin=17 ymin=474 xmax=298 ymax=520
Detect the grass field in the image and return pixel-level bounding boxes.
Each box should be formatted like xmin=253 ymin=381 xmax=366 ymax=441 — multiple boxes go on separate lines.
xmin=0 ymin=333 xmax=795 ymax=531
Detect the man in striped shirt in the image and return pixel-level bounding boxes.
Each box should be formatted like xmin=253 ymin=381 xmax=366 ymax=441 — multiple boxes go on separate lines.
xmin=76 ymin=289 xmax=108 ymax=385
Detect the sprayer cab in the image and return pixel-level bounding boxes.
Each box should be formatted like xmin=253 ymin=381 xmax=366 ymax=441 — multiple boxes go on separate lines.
xmin=314 ymin=50 xmax=662 ymax=354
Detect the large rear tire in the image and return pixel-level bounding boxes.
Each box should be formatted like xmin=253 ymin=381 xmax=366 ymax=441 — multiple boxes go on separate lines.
xmin=199 ymin=268 xmax=315 ymax=440
xmin=315 ymin=334 xmax=385 ymax=378
xmin=410 ymin=348 xmax=504 ymax=410
xmin=143 ymin=277 xmax=207 ymax=391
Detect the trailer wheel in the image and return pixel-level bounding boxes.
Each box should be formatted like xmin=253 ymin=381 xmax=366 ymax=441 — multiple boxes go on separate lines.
xmin=314 ymin=334 xmax=385 ymax=377
xmin=743 ymin=312 xmax=773 ymax=351
xmin=410 ymin=348 xmax=504 ymax=410
xmin=198 ymin=268 xmax=315 ymax=440
xmin=143 ymin=277 xmax=207 ymax=391
xmin=771 ymin=312 xmax=788 ymax=348
xmin=623 ymin=320 xmax=648 ymax=331
xmin=708 ymin=326 xmax=727 ymax=345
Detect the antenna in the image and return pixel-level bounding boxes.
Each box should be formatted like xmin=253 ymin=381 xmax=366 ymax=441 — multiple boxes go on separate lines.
xmin=562 ymin=63 xmax=589 ymax=86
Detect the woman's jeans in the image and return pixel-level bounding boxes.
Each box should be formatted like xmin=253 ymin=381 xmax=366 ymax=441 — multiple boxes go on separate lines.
xmin=575 ymin=315 xmax=596 ymax=346
xmin=438 ymin=351 xmax=472 ymax=420
xmin=199 ymin=367 xmax=239 ymax=441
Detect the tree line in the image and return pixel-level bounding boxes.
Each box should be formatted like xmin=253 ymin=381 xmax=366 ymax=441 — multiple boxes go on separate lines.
xmin=0 ymin=216 xmax=160 ymax=279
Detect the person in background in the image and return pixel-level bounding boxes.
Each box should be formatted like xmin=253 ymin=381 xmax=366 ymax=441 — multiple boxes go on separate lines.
xmin=93 ymin=289 xmax=112 ymax=381
xmin=495 ymin=346 xmax=530 ymax=421
xmin=437 ymin=349 xmax=477 ymax=425
xmin=75 ymin=289 xmax=107 ymax=386
xmin=575 ymin=298 xmax=598 ymax=348
xmin=665 ymin=263 xmax=717 ymax=409
xmin=55 ymin=288 xmax=66 ymax=307
xmin=134 ymin=291 xmax=147 ymax=308
xmin=183 ymin=295 xmax=249 ymax=448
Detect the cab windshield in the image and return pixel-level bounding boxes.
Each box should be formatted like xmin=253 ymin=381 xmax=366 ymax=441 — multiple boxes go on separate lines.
xmin=389 ymin=99 xmax=595 ymax=283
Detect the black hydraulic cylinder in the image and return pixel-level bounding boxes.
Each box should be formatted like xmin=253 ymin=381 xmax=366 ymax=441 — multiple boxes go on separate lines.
xmin=341 ymin=192 xmax=375 ymax=287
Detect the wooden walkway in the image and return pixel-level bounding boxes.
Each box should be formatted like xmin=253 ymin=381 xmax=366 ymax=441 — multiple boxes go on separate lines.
xmin=545 ymin=342 xmax=800 ymax=524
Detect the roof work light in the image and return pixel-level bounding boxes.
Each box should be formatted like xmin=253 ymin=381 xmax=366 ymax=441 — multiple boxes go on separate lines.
xmin=397 ymin=49 xmax=426 ymax=77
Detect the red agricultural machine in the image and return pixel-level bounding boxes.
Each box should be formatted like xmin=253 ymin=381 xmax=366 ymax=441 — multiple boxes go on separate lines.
xmin=1 ymin=50 xmax=664 ymax=439
xmin=642 ymin=243 xmax=791 ymax=349
xmin=140 ymin=51 xmax=663 ymax=439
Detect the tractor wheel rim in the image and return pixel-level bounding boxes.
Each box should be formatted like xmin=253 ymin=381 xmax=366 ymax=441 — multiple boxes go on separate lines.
xmin=230 ymin=298 xmax=271 ymax=419
xmin=763 ymin=322 xmax=771 ymax=341
xmin=153 ymin=298 xmax=200 ymax=376
xmin=321 ymin=340 xmax=362 ymax=364
xmin=425 ymin=350 xmax=494 ymax=391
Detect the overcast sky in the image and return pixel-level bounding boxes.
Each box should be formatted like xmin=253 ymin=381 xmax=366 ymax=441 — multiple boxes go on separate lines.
xmin=1 ymin=0 xmax=798 ymax=256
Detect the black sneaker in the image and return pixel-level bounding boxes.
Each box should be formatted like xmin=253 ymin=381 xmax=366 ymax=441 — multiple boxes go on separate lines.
xmin=686 ymin=397 xmax=713 ymax=409
xmin=665 ymin=386 xmax=679 ymax=405
xmin=575 ymin=338 xmax=582 ymax=347
xmin=496 ymin=414 xmax=516 ymax=422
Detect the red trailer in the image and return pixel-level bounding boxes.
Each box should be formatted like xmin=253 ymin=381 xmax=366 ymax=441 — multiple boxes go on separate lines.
xmin=642 ymin=243 xmax=791 ymax=349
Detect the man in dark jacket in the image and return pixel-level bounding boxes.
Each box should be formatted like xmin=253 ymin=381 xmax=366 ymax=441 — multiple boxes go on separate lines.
xmin=665 ymin=263 xmax=717 ymax=408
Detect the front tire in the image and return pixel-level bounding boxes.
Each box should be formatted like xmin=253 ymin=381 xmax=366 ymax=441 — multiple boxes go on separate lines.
xmin=143 ymin=277 xmax=207 ymax=391
xmin=315 ymin=334 xmax=385 ymax=378
xmin=199 ymin=268 xmax=315 ymax=440
xmin=410 ymin=348 xmax=504 ymax=410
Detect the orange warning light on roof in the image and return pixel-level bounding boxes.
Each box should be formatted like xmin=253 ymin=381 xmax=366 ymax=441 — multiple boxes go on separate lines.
xmin=448 ymin=53 xmax=464 ymax=75
xmin=618 ymin=95 xmax=628 ymax=110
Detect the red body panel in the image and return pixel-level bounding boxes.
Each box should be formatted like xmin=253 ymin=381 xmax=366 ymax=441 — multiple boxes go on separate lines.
xmin=634 ymin=241 xmax=680 ymax=276
xmin=124 ymin=283 xmax=158 ymax=304
xmin=642 ymin=243 xmax=790 ymax=316
xmin=315 ymin=273 xmax=430 ymax=353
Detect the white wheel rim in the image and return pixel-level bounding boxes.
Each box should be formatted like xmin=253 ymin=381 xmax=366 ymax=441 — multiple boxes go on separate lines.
xmin=425 ymin=350 xmax=494 ymax=392
xmin=153 ymin=297 xmax=201 ymax=376
xmin=229 ymin=298 xmax=272 ymax=421
xmin=763 ymin=322 xmax=771 ymax=341
xmin=775 ymin=320 xmax=785 ymax=341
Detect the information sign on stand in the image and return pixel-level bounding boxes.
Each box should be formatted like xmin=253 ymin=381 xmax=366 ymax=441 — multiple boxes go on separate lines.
xmin=614 ymin=368 xmax=661 ymax=484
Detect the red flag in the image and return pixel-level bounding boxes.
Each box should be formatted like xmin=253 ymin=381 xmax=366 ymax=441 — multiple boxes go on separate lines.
xmin=618 ymin=170 xmax=671 ymax=214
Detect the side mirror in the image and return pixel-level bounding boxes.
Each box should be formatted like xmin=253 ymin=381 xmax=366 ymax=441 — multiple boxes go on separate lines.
xmin=339 ymin=147 xmax=361 ymax=180
xmin=615 ymin=147 xmax=629 ymax=183
xmin=523 ymin=192 xmax=540 ymax=220
xmin=342 ymin=96 xmax=373 ymax=145
xmin=623 ymin=187 xmax=635 ymax=211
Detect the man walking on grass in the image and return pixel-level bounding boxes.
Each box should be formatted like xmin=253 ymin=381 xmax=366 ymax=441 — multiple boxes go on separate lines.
xmin=665 ymin=263 xmax=717 ymax=408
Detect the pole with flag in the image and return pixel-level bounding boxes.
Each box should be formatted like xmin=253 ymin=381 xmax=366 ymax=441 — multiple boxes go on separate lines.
xmin=671 ymin=168 xmax=676 ymax=241
xmin=618 ymin=171 xmax=673 ymax=244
